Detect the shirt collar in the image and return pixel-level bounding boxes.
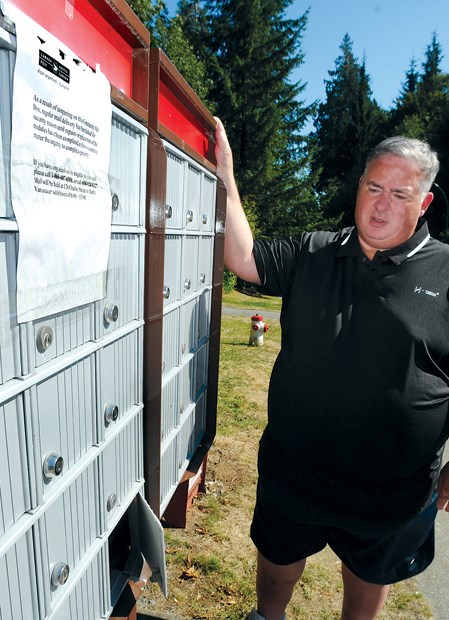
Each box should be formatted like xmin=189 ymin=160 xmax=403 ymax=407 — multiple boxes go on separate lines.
xmin=336 ymin=219 xmax=431 ymax=264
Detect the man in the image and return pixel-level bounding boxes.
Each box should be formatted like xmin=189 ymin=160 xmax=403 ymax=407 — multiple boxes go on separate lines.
xmin=214 ymin=117 xmax=449 ymax=620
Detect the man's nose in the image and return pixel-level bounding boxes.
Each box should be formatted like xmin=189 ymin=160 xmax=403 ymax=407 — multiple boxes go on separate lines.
xmin=374 ymin=192 xmax=390 ymax=210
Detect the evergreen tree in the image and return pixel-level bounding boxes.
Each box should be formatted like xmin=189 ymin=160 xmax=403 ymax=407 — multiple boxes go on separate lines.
xmin=400 ymin=58 xmax=420 ymax=98
xmin=388 ymin=33 xmax=449 ymax=240
xmin=128 ymin=0 xmax=210 ymax=102
xmin=311 ymin=35 xmax=387 ymax=224
xmin=421 ymin=32 xmax=444 ymax=92
xmin=178 ymin=0 xmax=323 ymax=236
xmin=127 ymin=0 xmax=169 ymax=41
xmin=390 ymin=33 xmax=449 ymax=139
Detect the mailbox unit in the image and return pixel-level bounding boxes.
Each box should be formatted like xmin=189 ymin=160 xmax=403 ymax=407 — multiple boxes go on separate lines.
xmin=144 ymin=48 xmax=226 ymax=522
xmin=0 ymin=1 xmax=225 ymax=618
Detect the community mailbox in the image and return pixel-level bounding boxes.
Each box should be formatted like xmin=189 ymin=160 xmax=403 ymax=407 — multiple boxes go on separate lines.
xmin=0 ymin=0 xmax=225 ymax=618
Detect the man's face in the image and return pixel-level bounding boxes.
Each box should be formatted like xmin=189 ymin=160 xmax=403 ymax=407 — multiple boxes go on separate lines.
xmin=355 ymin=154 xmax=434 ymax=259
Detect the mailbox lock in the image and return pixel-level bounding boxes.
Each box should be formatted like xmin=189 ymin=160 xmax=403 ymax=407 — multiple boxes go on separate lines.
xmin=51 ymin=562 xmax=70 ymax=587
xmin=202 ymin=213 xmax=208 ymax=225
xmin=163 ymin=286 xmax=170 ymax=300
xmin=184 ymin=278 xmax=191 ymax=291
xmin=36 ymin=326 xmax=54 ymax=352
xmin=104 ymin=304 xmax=119 ymax=324
xmin=107 ymin=493 xmax=117 ymax=512
xmin=43 ymin=453 xmax=64 ymax=478
xmin=200 ymin=273 xmax=206 ymax=284
xmin=165 ymin=205 xmax=172 ymax=219
xmin=186 ymin=209 xmax=194 ymax=223
xmin=104 ymin=403 xmax=119 ymax=424
xmin=111 ymin=193 xmax=120 ymax=212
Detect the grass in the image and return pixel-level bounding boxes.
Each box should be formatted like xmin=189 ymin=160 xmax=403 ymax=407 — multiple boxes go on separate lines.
xmin=138 ymin=307 xmax=434 ymax=620
xmin=222 ymin=288 xmax=282 ymax=313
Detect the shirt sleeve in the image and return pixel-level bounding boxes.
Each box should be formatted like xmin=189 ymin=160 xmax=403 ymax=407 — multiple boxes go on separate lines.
xmin=252 ymin=234 xmax=309 ymax=296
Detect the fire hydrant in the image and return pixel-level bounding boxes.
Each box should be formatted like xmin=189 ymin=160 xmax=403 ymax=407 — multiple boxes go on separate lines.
xmin=249 ymin=314 xmax=269 ymax=346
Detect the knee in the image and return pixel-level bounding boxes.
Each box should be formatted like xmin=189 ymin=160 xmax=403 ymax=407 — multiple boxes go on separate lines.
xmin=257 ymin=554 xmax=306 ymax=590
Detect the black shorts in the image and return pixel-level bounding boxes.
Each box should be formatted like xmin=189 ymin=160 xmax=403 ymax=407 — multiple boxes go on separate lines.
xmin=250 ymin=484 xmax=437 ymax=585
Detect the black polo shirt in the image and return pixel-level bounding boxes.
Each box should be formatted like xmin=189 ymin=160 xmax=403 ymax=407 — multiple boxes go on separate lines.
xmin=253 ymin=220 xmax=449 ymax=522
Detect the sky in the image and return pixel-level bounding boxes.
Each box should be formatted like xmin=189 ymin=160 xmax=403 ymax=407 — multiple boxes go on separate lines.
xmin=163 ymin=0 xmax=449 ymax=111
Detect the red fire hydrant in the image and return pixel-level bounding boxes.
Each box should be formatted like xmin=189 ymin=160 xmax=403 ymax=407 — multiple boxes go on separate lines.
xmin=249 ymin=314 xmax=269 ymax=346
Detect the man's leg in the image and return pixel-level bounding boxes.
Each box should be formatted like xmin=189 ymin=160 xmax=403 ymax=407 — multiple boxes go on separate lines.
xmin=255 ymin=551 xmax=306 ymax=620
xmin=341 ymin=563 xmax=390 ymax=620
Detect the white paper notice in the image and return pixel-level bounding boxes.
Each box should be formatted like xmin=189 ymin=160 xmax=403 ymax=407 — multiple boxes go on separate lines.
xmin=5 ymin=3 xmax=112 ymax=323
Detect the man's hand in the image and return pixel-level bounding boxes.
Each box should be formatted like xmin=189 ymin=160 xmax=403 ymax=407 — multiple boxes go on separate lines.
xmin=214 ymin=117 xmax=234 ymax=188
xmin=212 ymin=117 xmax=260 ymax=284
xmin=436 ymin=461 xmax=449 ymax=511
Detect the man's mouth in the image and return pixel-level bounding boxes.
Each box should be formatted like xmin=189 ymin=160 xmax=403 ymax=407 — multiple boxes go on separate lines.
xmin=370 ymin=216 xmax=386 ymax=225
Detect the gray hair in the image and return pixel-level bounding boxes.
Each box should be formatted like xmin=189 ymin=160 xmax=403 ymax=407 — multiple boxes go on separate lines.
xmin=364 ymin=136 xmax=440 ymax=194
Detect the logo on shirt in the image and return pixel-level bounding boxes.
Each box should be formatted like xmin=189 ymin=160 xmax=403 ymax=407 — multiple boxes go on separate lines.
xmin=414 ymin=286 xmax=440 ymax=298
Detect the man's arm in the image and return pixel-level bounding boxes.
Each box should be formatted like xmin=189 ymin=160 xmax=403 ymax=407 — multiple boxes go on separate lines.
xmin=437 ymin=461 xmax=449 ymax=511
xmin=214 ymin=118 xmax=261 ymax=285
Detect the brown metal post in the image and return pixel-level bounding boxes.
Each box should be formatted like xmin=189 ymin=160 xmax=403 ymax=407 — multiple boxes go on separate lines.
xmin=205 ymin=178 xmax=227 ymax=446
xmin=143 ymin=129 xmax=167 ymax=516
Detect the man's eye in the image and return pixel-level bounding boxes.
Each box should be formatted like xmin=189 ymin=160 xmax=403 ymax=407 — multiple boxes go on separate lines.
xmin=393 ymin=193 xmax=407 ymax=200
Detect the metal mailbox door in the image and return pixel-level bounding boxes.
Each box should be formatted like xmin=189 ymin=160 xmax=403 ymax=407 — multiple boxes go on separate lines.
xmin=162 ymin=306 xmax=180 ymax=377
xmin=100 ymin=410 xmax=143 ymax=530
xmin=0 ymin=232 xmax=21 ymax=384
xmin=163 ymin=234 xmax=182 ymax=307
xmin=179 ymin=357 xmax=196 ymax=418
xmin=164 ymin=144 xmax=185 ymax=230
xmin=159 ymin=437 xmax=178 ymax=514
xmin=0 ymin=393 xmax=32 ymax=535
xmin=38 ymin=461 xmax=101 ymax=613
xmin=109 ymin=107 xmax=147 ymax=228
xmin=96 ymin=233 xmax=144 ymax=339
xmin=195 ymin=341 xmax=209 ymax=397
xmin=32 ymin=355 xmax=96 ymax=500
xmin=0 ymin=528 xmax=40 ymax=620
xmin=200 ymin=174 xmax=216 ymax=233
xmin=180 ymin=235 xmax=199 ymax=299
xmin=194 ymin=388 xmax=207 ymax=448
xmin=30 ymin=305 xmax=95 ymax=372
xmin=197 ymin=288 xmax=211 ymax=344
xmin=184 ymin=163 xmax=201 ymax=231
xmin=177 ymin=405 xmax=195 ymax=475
xmin=180 ymin=297 xmax=197 ymax=361
xmin=0 ymin=23 xmax=16 ymax=219
xmin=97 ymin=328 xmax=143 ymax=443
xmin=48 ymin=547 xmax=107 ymax=620
xmin=198 ymin=235 xmax=214 ymax=290
xmin=161 ymin=373 xmax=179 ymax=442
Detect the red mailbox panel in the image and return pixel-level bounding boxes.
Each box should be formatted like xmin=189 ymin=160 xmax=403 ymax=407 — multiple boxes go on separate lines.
xmin=149 ymin=48 xmax=216 ymax=169
xmin=9 ymin=0 xmax=150 ymax=115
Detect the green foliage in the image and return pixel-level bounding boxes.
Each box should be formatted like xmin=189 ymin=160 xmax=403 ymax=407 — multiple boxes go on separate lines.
xmin=311 ymin=34 xmax=388 ymax=226
xmin=128 ymin=0 xmax=211 ymax=103
xmin=223 ymin=268 xmax=237 ymax=293
xmin=128 ymin=2 xmax=449 ymax=243
xmin=127 ymin=0 xmax=169 ymax=40
xmin=388 ymin=32 xmax=449 ymax=241
xmin=178 ymin=0 xmax=317 ymax=236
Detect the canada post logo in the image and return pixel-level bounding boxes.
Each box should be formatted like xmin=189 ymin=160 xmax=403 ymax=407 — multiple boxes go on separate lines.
xmin=38 ymin=50 xmax=70 ymax=84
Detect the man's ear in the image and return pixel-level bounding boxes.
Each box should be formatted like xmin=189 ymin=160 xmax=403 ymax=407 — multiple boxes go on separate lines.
xmin=421 ymin=192 xmax=434 ymax=216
